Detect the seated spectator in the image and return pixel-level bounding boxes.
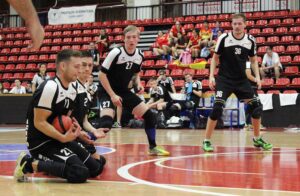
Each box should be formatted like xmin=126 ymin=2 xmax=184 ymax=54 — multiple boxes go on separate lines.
xmin=260 ymin=46 xmax=282 ymax=79
xmin=157 ymin=69 xmax=176 ymax=94
xmin=153 ymin=31 xmax=171 ymax=60
xmin=187 ymin=29 xmax=201 ymax=59
xmin=32 ymin=63 xmax=50 ymax=93
xmin=211 ymin=21 xmax=224 ymax=41
xmin=200 ymin=21 xmax=212 ymax=46
xmin=147 ymin=77 xmax=170 ymax=110
xmin=96 ymin=29 xmax=108 ymax=56
xmin=169 ymin=73 xmax=202 ymax=128
xmin=169 ymin=21 xmax=185 ymax=45
xmin=171 ymin=32 xmax=188 ymax=59
xmin=0 ymin=82 xmax=8 ymax=94
xmin=10 ymin=79 xmax=26 ymax=94
xmin=88 ymin=42 xmax=100 ymax=67
xmin=25 ymin=83 xmax=32 ymax=93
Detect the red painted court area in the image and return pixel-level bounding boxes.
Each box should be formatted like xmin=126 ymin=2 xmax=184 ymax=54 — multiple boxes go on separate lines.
xmin=1 ymin=143 xmax=300 ymax=192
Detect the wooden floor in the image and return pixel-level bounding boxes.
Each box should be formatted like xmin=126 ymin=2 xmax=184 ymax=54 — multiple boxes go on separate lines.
xmin=1 ymin=126 xmax=300 ymax=196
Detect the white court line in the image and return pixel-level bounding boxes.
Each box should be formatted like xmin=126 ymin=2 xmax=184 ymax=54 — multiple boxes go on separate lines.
xmin=117 ymin=149 xmax=300 ymax=196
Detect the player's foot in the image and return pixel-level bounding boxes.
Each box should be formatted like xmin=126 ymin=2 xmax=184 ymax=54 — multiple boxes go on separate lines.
xmin=202 ymin=140 xmax=214 ymax=152
xmin=253 ymin=137 xmax=273 ymax=150
xmin=14 ymin=152 xmax=33 ymax=182
xmin=148 ymin=146 xmax=170 ymax=156
xmin=112 ymin=122 xmax=122 ymax=128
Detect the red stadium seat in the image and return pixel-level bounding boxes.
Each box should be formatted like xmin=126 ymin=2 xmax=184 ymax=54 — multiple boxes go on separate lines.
xmin=207 ymin=15 xmax=217 ymax=21
xmin=261 ymin=78 xmax=274 ymax=88
xmin=280 ymin=55 xmax=292 ymax=64
xmin=73 ymin=30 xmax=82 ymax=35
xmin=14 ymin=40 xmax=23 ymax=46
xmin=257 ymin=46 xmax=268 ymax=54
xmin=83 ymin=37 xmax=92 ymax=42
xmin=144 ymin=70 xmax=157 ymax=77
xmin=195 ymin=23 xmax=204 ymax=29
xmin=40 ymin=46 xmax=50 ymax=52
xmin=47 ymin=63 xmax=56 ymax=70
xmin=52 ymin=31 xmax=62 ymax=37
xmin=292 ymin=55 xmax=300 ymax=63
xmin=267 ymin=90 xmax=280 ymax=94
xmin=220 ymin=22 xmax=230 ymax=28
xmin=102 ymin=21 xmax=111 ymax=26
xmin=282 ymin=18 xmax=294 ymax=26
xmin=273 ymin=78 xmax=290 ymax=88
xmin=174 ymin=80 xmax=185 ymax=88
xmin=17 ymin=55 xmax=27 ymax=61
xmin=171 ymin=69 xmax=183 ymax=77
xmin=73 ymin=37 xmax=83 ymax=43
xmin=289 ymin=10 xmax=300 ymax=16
xmin=15 ymin=64 xmax=26 ymax=71
xmin=255 ymin=37 xmax=265 ymax=44
xmin=218 ymin=14 xmax=230 ymax=21
xmin=62 ymin=31 xmax=72 ymax=36
xmin=195 ymin=15 xmax=206 ymax=22
xmin=272 ymin=45 xmax=285 ymax=53
xmin=49 ymin=54 xmax=56 ymax=60
xmin=10 ymin=48 xmax=20 ymax=54
xmin=162 ymin=17 xmax=173 ymax=24
xmin=72 ymin=23 xmax=81 ymax=29
xmin=261 ymin=28 xmax=274 ymax=35
xmin=12 ymin=73 xmax=24 ymax=80
xmin=39 ymin=55 xmax=49 ymax=61
xmin=62 ymin=24 xmax=72 ymax=29
xmin=284 ymin=66 xmax=298 ymax=76
xmin=0 ymin=56 xmax=8 ymax=62
xmin=114 ymin=35 xmax=124 ymax=41
xmin=82 ymin=22 xmax=92 ymax=28
xmin=92 ymin=21 xmax=102 ymax=27
xmin=122 ymin=20 xmax=132 ymax=26
xmin=275 ymin=10 xmax=288 ymax=17
xmin=0 ymin=64 xmax=5 ymax=72
xmin=5 ymin=33 xmax=14 ymax=39
xmin=183 ymin=69 xmax=195 ymax=76
xmin=264 ymin=11 xmax=275 ymax=18
xmin=183 ymin=24 xmax=194 ymax=31
xmin=144 ymin=51 xmax=155 ymax=58
xmin=3 ymin=73 xmax=13 ymax=80
xmin=112 ymin=28 xmax=123 ymax=34
xmin=112 ymin=20 xmax=122 ymax=26
xmin=174 ymin=17 xmax=184 ymax=22
xmin=25 ymin=63 xmax=37 ymax=70
xmin=42 ymin=39 xmax=52 ymax=44
xmin=266 ymin=36 xmax=279 ymax=44
xmin=290 ymin=78 xmax=300 ymax=87
xmin=61 ymin=45 xmax=71 ymax=50
xmin=252 ymin=12 xmax=263 ymax=19
xmin=280 ymin=36 xmax=294 ymax=44
xmin=296 ymin=35 xmax=300 ymax=43
xmin=248 ymin=28 xmax=260 ymax=35
xmin=275 ymin=27 xmax=288 ymax=34
xmin=48 ymin=72 xmax=56 ymax=78
xmin=283 ymin=90 xmax=297 ymax=94
xmin=15 ymin=33 xmax=24 ymax=39
xmin=2 ymin=82 xmax=10 ymax=89
xmin=155 ymin=60 xmax=167 ymax=67
xmin=5 ymin=64 xmax=15 ymax=71
xmin=53 ymin=38 xmax=62 ymax=44
xmin=256 ymin=20 xmax=268 ymax=27
xmin=289 ymin=26 xmax=300 ymax=33
xmin=63 ymin=38 xmax=72 ymax=43
xmin=246 ymin=20 xmax=255 ymax=27
xmin=142 ymin=60 xmax=155 ymax=68
xmin=185 ymin=16 xmax=195 ymax=22
xmin=28 ymin=55 xmax=39 ymax=61
xmin=268 ymin=19 xmax=281 ymax=27
xmin=153 ymin=18 xmax=163 ymax=24
xmin=286 ymin=45 xmax=299 ymax=54
xmin=296 ymin=18 xmax=300 ymax=25
xmin=71 ymin=45 xmax=81 ymax=50
xmin=4 ymin=40 xmax=14 ymax=46
xmin=23 ymin=72 xmax=35 ymax=80
xmin=82 ymin=30 xmax=92 ymax=35
xmin=1 ymin=48 xmax=10 ymax=54
xmin=44 ymin=32 xmax=52 ymax=37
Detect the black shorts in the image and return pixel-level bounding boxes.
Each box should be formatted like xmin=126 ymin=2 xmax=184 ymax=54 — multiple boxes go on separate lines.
xmin=215 ymin=76 xmax=255 ymax=101
xmin=99 ymin=89 xmax=143 ymax=112
xmin=77 ymin=139 xmax=97 ymax=155
xmin=29 ymin=140 xmax=90 ymax=164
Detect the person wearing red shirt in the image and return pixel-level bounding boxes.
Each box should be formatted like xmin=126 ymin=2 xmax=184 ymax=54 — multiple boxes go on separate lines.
xmin=153 ymin=31 xmax=171 ymax=59
xmin=187 ymin=29 xmax=201 ymax=58
xmin=169 ymin=21 xmax=185 ymax=45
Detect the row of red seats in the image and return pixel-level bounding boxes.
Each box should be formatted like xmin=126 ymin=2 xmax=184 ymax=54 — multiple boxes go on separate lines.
xmin=257 ymin=45 xmax=299 ymax=55
xmin=249 ymin=26 xmax=300 ymax=35
xmin=0 ymin=63 xmax=56 ymax=72
xmin=0 ymin=72 xmax=55 ymax=81
xmin=256 ymin=35 xmax=300 ymax=45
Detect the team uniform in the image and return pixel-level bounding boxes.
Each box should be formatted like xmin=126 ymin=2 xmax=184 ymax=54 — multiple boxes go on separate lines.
xmin=149 ymin=86 xmax=164 ymax=102
xmin=31 ymin=73 xmax=50 ymax=89
xmin=72 ymin=80 xmax=97 ymax=154
xmin=184 ymin=80 xmax=202 ymax=108
xmin=213 ymin=32 xmax=257 ymax=102
xmin=99 ymin=46 xmax=144 ymax=112
xmin=158 ymin=77 xmax=174 ymax=94
xmin=26 ymin=77 xmax=103 ymax=182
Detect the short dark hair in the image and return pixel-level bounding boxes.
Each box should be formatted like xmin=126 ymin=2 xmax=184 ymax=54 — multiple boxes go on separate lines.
xmin=158 ymin=69 xmax=166 ymax=75
xmin=232 ymin=13 xmax=246 ymax=22
xmin=38 ymin=63 xmax=47 ymax=68
xmin=55 ymin=49 xmax=82 ymax=69
xmin=81 ymin=50 xmax=93 ymax=58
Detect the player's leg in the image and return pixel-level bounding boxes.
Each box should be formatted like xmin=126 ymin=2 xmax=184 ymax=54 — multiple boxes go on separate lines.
xmin=236 ymin=81 xmax=273 ymax=150
xmin=113 ymin=106 xmax=122 ymax=128
xmin=203 ymin=77 xmax=232 ymax=152
xmin=99 ymin=92 xmax=115 ymax=132
xmin=122 ymin=91 xmax=170 ymax=156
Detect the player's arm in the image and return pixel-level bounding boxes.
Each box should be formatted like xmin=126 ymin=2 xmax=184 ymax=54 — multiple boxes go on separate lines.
xmin=134 ymin=73 xmax=144 ymax=93
xmin=82 ymin=115 xmax=106 ymax=139
xmin=99 ymin=48 xmax=122 ymax=106
xmin=249 ymin=36 xmax=261 ymax=89
xmin=193 ymin=90 xmax=202 ymax=98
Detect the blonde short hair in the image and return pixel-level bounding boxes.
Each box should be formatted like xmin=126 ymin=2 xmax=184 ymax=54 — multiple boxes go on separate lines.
xmin=232 ymin=13 xmax=246 ymax=22
xmin=123 ymin=25 xmax=140 ymax=36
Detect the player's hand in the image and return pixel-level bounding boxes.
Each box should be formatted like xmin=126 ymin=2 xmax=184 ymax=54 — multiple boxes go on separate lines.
xmin=209 ymin=76 xmax=216 ymax=90
xmin=25 ymin=18 xmax=44 ymax=51
xmin=111 ymin=94 xmax=122 ymax=107
xmin=92 ymin=128 xmax=107 ymax=139
xmin=61 ymin=124 xmax=81 ymax=143
xmin=78 ymin=131 xmax=95 ymax=145
xmin=256 ymin=78 xmax=262 ymax=90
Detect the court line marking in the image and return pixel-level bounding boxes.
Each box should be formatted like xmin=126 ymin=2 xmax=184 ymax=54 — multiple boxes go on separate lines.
xmin=117 ymin=149 xmax=300 ymax=196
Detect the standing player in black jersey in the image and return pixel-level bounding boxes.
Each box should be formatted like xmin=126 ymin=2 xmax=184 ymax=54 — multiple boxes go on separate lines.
xmin=98 ymin=25 xmax=170 ymax=156
xmin=202 ymin=13 xmax=273 ymax=152
xmin=72 ymin=50 xmax=107 ymax=161
xmin=14 ymin=49 xmax=105 ymax=183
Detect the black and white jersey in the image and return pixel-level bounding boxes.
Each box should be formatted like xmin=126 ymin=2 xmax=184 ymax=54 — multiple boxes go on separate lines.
xmin=26 ymin=77 xmax=77 ymax=151
xmin=31 ymin=73 xmax=50 ymax=88
xmin=72 ymin=80 xmax=91 ymax=128
xmin=100 ymin=47 xmax=144 ymax=92
xmin=184 ymin=80 xmax=202 ymax=101
xmin=158 ymin=77 xmax=174 ymax=93
xmin=215 ymin=32 xmax=256 ymax=80
xmin=149 ymin=86 xmax=164 ymax=102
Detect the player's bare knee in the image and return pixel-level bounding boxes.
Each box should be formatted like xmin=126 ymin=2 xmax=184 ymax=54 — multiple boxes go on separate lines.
xmin=209 ymin=102 xmax=224 ymax=121
xmin=133 ymin=102 xmax=148 ymax=117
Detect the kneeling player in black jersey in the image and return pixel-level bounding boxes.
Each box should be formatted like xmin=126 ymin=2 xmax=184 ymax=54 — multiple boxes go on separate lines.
xmin=14 ymin=49 xmax=105 ymax=183
xmin=98 ymin=25 xmax=170 ymax=156
xmin=72 ymin=50 xmax=107 ymax=161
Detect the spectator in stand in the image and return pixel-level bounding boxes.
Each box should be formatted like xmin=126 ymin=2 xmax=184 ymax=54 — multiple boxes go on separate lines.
xmin=25 ymin=83 xmax=33 ymax=93
xmin=153 ymin=31 xmax=171 ymax=60
xmin=31 ymin=63 xmax=50 ymax=93
xmin=187 ymin=29 xmax=201 ymax=59
xmin=96 ymin=29 xmax=108 ymax=57
xmin=169 ymin=21 xmax=185 ymax=45
xmin=147 ymin=77 xmax=170 ymax=111
xmin=260 ymin=46 xmax=282 ymax=79
xmin=0 ymin=82 xmax=8 ymax=94
xmin=88 ymin=42 xmax=100 ymax=67
xmin=211 ymin=21 xmax=224 ymax=41
xmin=10 ymin=79 xmax=26 ymax=94
xmin=171 ymin=32 xmax=188 ymax=59
xmin=200 ymin=21 xmax=212 ymax=45
xmin=157 ymin=69 xmax=176 ymax=94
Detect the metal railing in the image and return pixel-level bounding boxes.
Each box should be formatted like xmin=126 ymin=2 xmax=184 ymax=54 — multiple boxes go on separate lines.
xmin=0 ymin=0 xmax=299 ymax=28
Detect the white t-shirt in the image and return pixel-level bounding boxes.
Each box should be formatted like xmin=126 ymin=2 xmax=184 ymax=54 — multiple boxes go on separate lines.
xmin=262 ymin=52 xmax=282 ymax=68
xmin=32 ymin=73 xmax=50 ymax=88
xmin=9 ymin=86 xmax=26 ymax=94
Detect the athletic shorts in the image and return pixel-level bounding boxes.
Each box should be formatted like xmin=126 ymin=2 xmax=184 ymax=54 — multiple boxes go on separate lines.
xmin=99 ymin=89 xmax=143 ymax=113
xmin=215 ymin=76 xmax=255 ymax=101
xmin=29 ymin=140 xmax=90 ymax=164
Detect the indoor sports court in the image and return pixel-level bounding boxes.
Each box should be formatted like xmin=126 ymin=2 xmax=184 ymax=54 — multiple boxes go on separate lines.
xmin=0 ymin=0 xmax=300 ymax=195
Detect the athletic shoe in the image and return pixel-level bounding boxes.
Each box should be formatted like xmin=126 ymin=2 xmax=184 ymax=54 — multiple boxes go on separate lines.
xmin=14 ymin=152 xmax=32 ymax=182
xmin=112 ymin=122 xmax=122 ymax=128
xmin=148 ymin=146 xmax=170 ymax=156
xmin=202 ymin=140 xmax=214 ymax=152
xmin=253 ymin=137 xmax=273 ymax=150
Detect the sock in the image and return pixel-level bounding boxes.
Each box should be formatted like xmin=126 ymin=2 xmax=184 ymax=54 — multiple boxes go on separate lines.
xmin=145 ymin=128 xmax=157 ymax=149
xmin=254 ymin=136 xmax=260 ymax=140
xmin=204 ymin=139 xmax=210 ymax=142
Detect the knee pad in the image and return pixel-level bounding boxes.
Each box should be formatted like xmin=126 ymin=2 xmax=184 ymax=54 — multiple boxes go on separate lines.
xmin=65 ymin=164 xmax=89 ymax=183
xmin=99 ymin=116 xmax=113 ymax=129
xmin=209 ymin=101 xmax=224 ymax=120
xmin=85 ymin=156 xmax=106 ymax=178
xmin=143 ymin=109 xmax=156 ymax=129
xmin=247 ymin=98 xmax=263 ymax=119
xmin=169 ymin=104 xmax=180 ymax=116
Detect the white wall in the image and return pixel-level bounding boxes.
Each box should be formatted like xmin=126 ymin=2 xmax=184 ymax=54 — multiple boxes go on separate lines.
xmin=127 ymin=0 xmax=160 ymax=20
